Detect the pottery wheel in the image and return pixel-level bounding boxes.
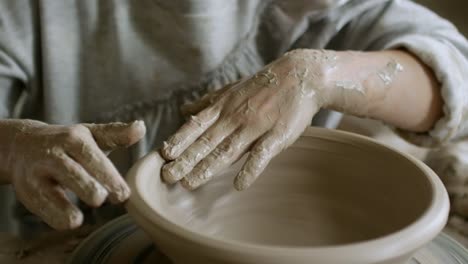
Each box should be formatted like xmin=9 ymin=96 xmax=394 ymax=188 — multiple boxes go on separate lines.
xmin=69 ymin=215 xmax=468 ymax=264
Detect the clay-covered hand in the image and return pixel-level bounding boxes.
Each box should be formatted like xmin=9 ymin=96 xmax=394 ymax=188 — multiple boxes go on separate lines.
xmin=0 ymin=119 xmax=146 ymax=230
xmin=163 ymin=47 xmax=437 ymax=191
xmin=161 ymin=50 xmax=356 ymax=190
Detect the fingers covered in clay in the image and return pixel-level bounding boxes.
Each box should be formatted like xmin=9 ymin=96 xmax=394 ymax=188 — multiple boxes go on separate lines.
xmin=163 ymin=49 xmax=402 ymax=190
xmin=1 ymin=119 xmax=145 ymax=230
xmin=66 ymin=135 xmax=130 ymax=203
xmin=162 ymin=107 xmax=220 ymax=160
xmin=234 ymin=131 xmax=285 ymax=191
xmin=84 ymin=120 xmax=146 ymax=151
xmin=181 ymin=128 xmax=256 ymax=190
xmin=161 ymin=119 xmax=237 ymax=184
xmin=50 ymin=153 xmax=108 ymax=207
xmin=162 ymin=50 xmax=329 ymax=190
xmin=14 ymin=176 xmax=83 ymax=230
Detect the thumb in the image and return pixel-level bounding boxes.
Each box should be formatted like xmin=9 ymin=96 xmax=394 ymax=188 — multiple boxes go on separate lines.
xmin=84 ymin=120 xmax=146 ymax=151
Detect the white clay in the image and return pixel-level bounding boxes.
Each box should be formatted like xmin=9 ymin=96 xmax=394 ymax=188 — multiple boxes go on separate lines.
xmin=377 ymin=59 xmax=404 ymax=86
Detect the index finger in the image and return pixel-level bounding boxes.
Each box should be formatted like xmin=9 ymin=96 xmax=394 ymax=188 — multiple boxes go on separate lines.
xmin=162 ymin=106 xmax=220 ymax=160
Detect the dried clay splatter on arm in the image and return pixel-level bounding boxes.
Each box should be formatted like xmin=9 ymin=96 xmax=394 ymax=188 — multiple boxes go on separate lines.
xmin=162 ymin=48 xmax=441 ymax=191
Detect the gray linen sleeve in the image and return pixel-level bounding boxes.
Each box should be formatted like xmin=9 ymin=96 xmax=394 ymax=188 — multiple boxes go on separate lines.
xmin=0 ymin=0 xmax=37 ymax=118
xmin=331 ymin=0 xmax=468 ymax=147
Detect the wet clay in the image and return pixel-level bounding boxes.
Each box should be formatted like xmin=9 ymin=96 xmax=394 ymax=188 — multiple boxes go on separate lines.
xmin=126 ymin=128 xmax=449 ymax=264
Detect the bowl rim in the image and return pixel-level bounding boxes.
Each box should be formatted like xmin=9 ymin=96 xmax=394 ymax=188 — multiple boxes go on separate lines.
xmin=125 ymin=127 xmax=449 ymax=261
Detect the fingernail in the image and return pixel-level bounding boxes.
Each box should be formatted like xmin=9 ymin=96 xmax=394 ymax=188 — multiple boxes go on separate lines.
xmin=181 ymin=168 xmax=212 ymax=190
xmin=65 ymin=210 xmax=84 ymax=230
xmin=110 ymin=183 xmax=131 ymax=203
xmin=162 ymin=145 xmax=179 ymax=160
xmin=52 ymin=209 xmax=83 ymax=230
xmin=234 ymin=170 xmax=251 ymax=191
xmin=181 ymin=177 xmax=199 ymax=190
xmin=161 ymin=162 xmax=183 ymax=184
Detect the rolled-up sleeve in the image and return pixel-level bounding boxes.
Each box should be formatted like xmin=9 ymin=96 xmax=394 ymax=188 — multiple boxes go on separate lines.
xmin=330 ymin=0 xmax=468 ymax=147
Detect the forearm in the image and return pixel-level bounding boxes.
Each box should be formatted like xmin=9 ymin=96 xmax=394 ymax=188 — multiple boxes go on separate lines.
xmin=296 ymin=49 xmax=443 ymax=132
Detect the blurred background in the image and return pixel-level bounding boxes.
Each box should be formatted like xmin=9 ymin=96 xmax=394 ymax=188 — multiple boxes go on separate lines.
xmin=416 ymin=0 xmax=467 ymax=36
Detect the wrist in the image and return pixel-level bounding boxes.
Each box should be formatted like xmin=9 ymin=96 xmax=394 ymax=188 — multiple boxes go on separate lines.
xmin=0 ymin=119 xmax=47 ymax=183
xmin=292 ymin=50 xmax=387 ymax=117
xmin=281 ymin=49 xmax=338 ymax=107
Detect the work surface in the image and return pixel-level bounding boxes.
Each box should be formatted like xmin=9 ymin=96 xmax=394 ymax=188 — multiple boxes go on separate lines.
xmin=1 ymin=115 xmax=468 ymax=263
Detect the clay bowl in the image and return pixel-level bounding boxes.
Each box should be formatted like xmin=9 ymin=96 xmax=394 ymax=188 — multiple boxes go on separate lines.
xmin=126 ymin=127 xmax=449 ymax=264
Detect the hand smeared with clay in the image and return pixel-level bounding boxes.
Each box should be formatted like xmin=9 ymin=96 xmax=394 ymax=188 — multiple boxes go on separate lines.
xmin=2 ymin=120 xmax=146 ymax=230
xmin=161 ymin=49 xmax=401 ymax=190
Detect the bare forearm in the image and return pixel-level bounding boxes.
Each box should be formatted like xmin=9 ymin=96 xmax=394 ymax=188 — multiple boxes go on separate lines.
xmin=367 ymin=50 xmax=442 ymax=132
xmin=300 ymin=49 xmax=443 ymax=132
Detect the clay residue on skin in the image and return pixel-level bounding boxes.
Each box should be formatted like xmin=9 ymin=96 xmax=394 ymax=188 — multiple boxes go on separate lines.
xmin=234 ymin=145 xmax=270 ymax=190
xmin=254 ymin=68 xmax=279 ymax=87
xmin=294 ymin=49 xmax=338 ymax=68
xmin=163 ymin=109 xmax=221 ymax=160
xmin=377 ymin=59 xmax=404 ymax=86
xmin=161 ymin=49 xmax=367 ymax=190
xmin=335 ymin=80 xmax=365 ymax=94
xmin=284 ymin=49 xmax=339 ymax=101
xmin=0 ymin=119 xmax=145 ymax=230
xmin=243 ymin=99 xmax=256 ymax=115
xmin=84 ymin=120 xmax=146 ymax=150
xmin=160 ymin=50 xmax=403 ymax=191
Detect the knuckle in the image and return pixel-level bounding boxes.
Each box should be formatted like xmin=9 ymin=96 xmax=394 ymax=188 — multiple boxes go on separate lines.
xmin=251 ymin=144 xmax=269 ymax=158
xmin=192 ymin=162 xmax=211 ymax=179
xmin=212 ymin=143 xmax=232 ymax=159
xmin=198 ymin=135 xmax=215 ymax=150
xmin=227 ymin=114 xmax=243 ymax=125
xmin=187 ymin=115 xmax=206 ymax=130
xmin=49 ymin=147 xmax=66 ymax=158
xmin=181 ymin=150 xmax=201 ymax=165
xmin=62 ymin=124 xmax=90 ymax=143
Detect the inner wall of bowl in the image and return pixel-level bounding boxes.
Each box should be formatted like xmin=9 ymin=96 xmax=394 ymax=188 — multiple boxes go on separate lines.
xmin=147 ymin=135 xmax=432 ymax=247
